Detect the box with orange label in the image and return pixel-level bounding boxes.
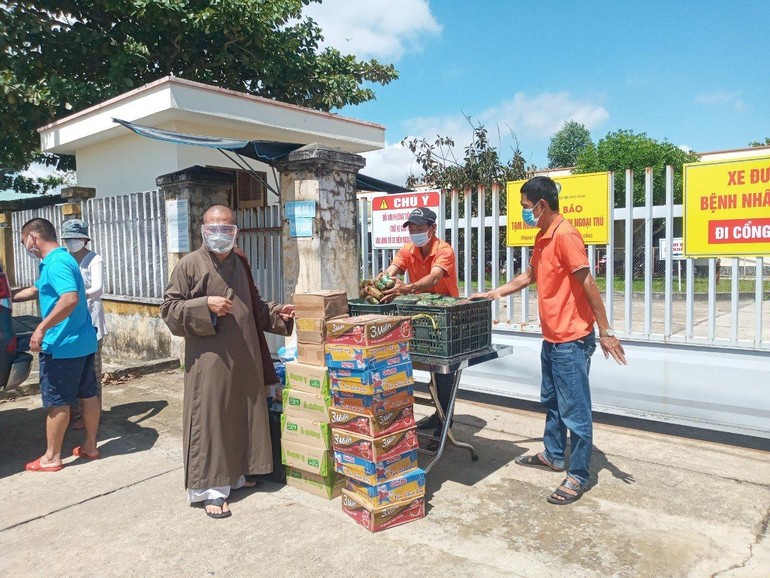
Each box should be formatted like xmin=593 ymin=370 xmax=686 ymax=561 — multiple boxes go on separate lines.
xmin=333 ymin=449 xmax=419 ymax=486
xmin=329 ymin=361 xmax=414 ymax=395
xmin=345 ymin=468 xmax=426 ymax=508
xmin=326 ymin=314 xmax=413 ymax=347
xmin=341 ymin=489 xmax=425 ymax=532
xmin=331 ymin=426 xmax=417 ymax=462
xmin=325 ymin=341 xmax=409 ymax=370
xmin=328 ymin=406 xmax=416 ymax=438
xmin=331 ymin=385 xmax=413 ymax=416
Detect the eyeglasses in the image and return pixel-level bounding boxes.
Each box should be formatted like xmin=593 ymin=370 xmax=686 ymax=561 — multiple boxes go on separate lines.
xmin=201 ymin=224 xmax=238 ymax=236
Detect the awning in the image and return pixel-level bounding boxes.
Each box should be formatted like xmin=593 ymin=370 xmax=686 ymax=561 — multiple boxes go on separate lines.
xmin=0 ymin=191 xmax=63 ymax=211
xmin=114 ymin=119 xmax=411 ymax=195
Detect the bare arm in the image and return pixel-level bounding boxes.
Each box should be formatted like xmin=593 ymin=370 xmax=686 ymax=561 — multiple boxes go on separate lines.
xmin=471 ymin=267 xmax=535 ymax=300
xmin=11 ymin=286 xmax=39 ymax=302
xmin=384 ymin=265 xmax=445 ymax=298
xmin=574 ymin=268 xmax=627 ymax=365
xmin=29 ymin=291 xmax=79 ymax=352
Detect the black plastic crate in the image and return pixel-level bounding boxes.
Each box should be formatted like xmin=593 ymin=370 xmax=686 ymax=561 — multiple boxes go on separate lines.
xmin=348 ymin=299 xmax=398 ymax=317
xmin=395 ymin=299 xmax=492 ymax=359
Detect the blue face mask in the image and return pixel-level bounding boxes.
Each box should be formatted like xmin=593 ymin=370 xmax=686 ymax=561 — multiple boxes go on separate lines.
xmin=522 ymin=203 xmax=541 ymax=227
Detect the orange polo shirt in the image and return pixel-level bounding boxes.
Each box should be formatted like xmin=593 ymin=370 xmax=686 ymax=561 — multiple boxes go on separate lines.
xmin=530 ymin=216 xmax=594 ymax=343
xmin=392 ymin=238 xmax=459 ymax=297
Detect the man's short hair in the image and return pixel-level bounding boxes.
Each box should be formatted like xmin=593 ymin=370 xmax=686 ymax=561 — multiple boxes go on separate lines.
xmin=22 ymin=218 xmax=57 ymax=242
xmin=520 ymin=176 xmax=560 ymax=211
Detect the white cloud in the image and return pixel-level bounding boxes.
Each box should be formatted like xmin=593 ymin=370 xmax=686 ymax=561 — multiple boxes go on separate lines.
xmin=694 ymin=89 xmax=745 ymax=111
xmin=303 ymin=0 xmax=441 ymax=61
xmin=363 ymin=91 xmax=609 ymax=186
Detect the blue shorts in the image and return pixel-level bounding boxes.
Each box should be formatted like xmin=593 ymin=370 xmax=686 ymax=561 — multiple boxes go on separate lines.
xmin=39 ymin=353 xmax=98 ymax=409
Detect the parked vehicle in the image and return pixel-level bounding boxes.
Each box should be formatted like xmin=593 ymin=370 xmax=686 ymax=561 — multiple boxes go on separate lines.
xmin=0 ymin=264 xmax=37 ymax=391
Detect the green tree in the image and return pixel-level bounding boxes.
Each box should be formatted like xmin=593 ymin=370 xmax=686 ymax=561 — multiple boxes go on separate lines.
xmin=574 ymin=129 xmax=698 ymax=206
xmin=547 ymin=121 xmax=592 ymax=168
xmin=749 ymin=138 xmax=770 ymax=147
xmin=0 ymin=0 xmax=398 ymax=193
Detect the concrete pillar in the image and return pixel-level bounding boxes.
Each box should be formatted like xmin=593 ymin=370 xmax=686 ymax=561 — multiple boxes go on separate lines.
xmin=0 ymin=211 xmax=14 ymax=285
xmin=60 ymin=186 xmax=96 ymax=222
xmin=155 ymin=166 xmax=235 ymax=277
xmin=276 ymin=144 xmax=366 ymax=301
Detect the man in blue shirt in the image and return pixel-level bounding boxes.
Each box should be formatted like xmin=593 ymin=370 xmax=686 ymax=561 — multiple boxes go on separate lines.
xmin=13 ymin=218 xmax=99 ymax=471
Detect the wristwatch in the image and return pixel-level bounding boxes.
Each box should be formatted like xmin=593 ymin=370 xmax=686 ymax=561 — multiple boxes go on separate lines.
xmin=600 ymin=328 xmax=615 ymax=338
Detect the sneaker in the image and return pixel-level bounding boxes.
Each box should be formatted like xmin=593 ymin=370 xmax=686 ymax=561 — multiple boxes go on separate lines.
xmin=416 ymin=413 xmax=441 ymax=430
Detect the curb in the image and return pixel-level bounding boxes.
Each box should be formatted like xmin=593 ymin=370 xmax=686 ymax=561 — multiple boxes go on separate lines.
xmin=0 ymin=357 xmax=180 ymax=401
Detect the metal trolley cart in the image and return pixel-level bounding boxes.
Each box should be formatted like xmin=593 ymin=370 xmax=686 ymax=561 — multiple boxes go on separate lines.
xmin=411 ymin=344 xmax=513 ymax=473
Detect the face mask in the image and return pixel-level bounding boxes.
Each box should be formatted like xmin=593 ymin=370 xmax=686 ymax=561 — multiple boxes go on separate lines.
xmin=522 ymin=202 xmax=542 ymax=227
xmin=64 ymin=239 xmax=85 ymax=253
xmin=24 ymin=236 xmax=40 ymax=260
xmin=410 ymin=231 xmax=430 ymax=247
xmin=203 ymin=232 xmax=236 ymax=254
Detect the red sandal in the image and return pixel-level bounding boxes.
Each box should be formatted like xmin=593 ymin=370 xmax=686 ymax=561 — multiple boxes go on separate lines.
xmin=25 ymin=458 xmax=64 ymax=472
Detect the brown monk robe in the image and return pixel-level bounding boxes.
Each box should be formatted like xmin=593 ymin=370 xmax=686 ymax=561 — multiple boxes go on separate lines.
xmin=161 ymin=244 xmax=293 ymax=502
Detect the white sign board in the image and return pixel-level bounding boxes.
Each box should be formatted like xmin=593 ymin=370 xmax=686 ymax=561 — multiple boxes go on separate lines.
xmin=166 ymin=198 xmax=190 ymax=253
xmin=371 ymin=190 xmax=441 ymax=249
xmin=659 ymin=237 xmax=685 ymax=261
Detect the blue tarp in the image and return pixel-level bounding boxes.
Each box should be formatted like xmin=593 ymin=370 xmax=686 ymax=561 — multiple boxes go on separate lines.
xmin=114 ymin=118 xmax=411 ymax=194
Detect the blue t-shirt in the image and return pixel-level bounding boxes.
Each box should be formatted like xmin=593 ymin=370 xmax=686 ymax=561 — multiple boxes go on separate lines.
xmin=35 ymin=248 xmax=97 ymax=359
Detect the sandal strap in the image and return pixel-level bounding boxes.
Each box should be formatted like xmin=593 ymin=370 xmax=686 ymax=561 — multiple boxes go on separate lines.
xmin=560 ymin=477 xmax=582 ymax=492
xmin=204 ymin=497 xmax=226 ymax=507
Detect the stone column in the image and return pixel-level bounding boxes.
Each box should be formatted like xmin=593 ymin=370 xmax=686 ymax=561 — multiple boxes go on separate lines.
xmin=276 ymin=144 xmax=366 ymax=302
xmin=0 ymin=210 xmax=14 ymax=285
xmin=155 ymin=166 xmax=235 ymax=277
xmin=60 ymin=186 xmax=96 ymax=222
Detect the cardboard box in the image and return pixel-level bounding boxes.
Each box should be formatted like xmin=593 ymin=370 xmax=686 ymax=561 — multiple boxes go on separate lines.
xmin=326 ymin=315 xmax=413 ymax=347
xmin=331 ymin=385 xmax=414 ymax=416
xmin=285 ymin=467 xmax=343 ymax=500
xmin=325 ymin=341 xmax=409 ymax=370
xmin=281 ymin=414 xmax=332 ymax=449
xmin=293 ymin=290 xmax=349 ymax=320
xmin=295 ymin=317 xmax=327 ymax=344
xmin=285 ymin=361 xmax=330 ymax=396
xmin=283 ymin=388 xmax=331 ymax=423
xmin=330 ymin=361 xmax=414 ymax=395
xmin=297 ymin=341 xmax=326 ymax=366
xmin=334 ymin=449 xmax=419 ymax=486
xmin=341 ymin=489 xmax=425 ymax=532
xmin=345 ymin=468 xmax=426 ymax=508
xmin=329 ymin=405 xmax=416 ymax=438
xmin=281 ymin=440 xmax=333 ymax=477
xmin=331 ymin=426 xmax=418 ymax=462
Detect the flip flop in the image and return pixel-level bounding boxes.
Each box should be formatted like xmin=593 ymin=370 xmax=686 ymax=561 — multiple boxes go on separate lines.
xmin=25 ymin=458 xmax=64 ymax=472
xmin=514 ymin=453 xmax=565 ymax=472
xmin=203 ymin=497 xmax=232 ymax=519
xmin=547 ymin=477 xmax=585 ymax=505
xmin=72 ymin=446 xmax=100 ymax=460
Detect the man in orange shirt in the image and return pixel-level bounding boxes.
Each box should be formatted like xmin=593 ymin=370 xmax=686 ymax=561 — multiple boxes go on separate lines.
xmin=380 ymin=207 xmax=459 ymax=439
xmin=474 ymin=176 xmax=626 ymax=505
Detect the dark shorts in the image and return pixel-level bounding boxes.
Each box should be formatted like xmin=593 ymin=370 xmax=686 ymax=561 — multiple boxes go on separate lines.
xmin=39 ymin=352 xmax=98 ymax=409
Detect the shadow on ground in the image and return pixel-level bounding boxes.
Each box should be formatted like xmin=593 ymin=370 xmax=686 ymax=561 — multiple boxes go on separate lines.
xmin=0 ymin=400 xmax=168 ymax=479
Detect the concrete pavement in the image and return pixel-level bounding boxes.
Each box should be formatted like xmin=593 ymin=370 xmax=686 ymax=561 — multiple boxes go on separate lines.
xmin=1 ymin=368 xmax=769 ymax=577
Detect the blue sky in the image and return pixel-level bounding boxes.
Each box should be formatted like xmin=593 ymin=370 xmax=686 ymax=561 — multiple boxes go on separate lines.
xmin=307 ymin=0 xmax=770 ymax=185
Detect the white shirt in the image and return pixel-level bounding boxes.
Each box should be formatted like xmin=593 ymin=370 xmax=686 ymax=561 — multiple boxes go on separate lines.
xmin=78 ymin=251 xmax=108 ymax=340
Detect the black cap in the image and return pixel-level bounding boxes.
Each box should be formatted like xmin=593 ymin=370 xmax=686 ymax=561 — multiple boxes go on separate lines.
xmin=402 ymin=207 xmax=437 ymax=227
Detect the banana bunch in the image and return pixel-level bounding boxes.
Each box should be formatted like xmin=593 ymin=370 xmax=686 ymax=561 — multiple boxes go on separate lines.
xmin=359 ymin=273 xmax=396 ymax=304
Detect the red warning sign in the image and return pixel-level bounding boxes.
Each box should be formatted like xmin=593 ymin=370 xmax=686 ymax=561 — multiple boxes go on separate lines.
xmin=371 ymin=191 xmax=441 ymax=249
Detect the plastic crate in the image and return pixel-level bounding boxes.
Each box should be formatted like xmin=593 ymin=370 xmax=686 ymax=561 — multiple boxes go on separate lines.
xmin=348 ymin=299 xmax=398 ymax=317
xmin=395 ymin=299 xmax=492 ymax=359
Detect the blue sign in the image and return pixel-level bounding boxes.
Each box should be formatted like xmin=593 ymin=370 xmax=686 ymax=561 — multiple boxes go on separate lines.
xmin=289 ymin=218 xmax=314 ymax=238
xmin=284 ymin=201 xmax=316 ymax=219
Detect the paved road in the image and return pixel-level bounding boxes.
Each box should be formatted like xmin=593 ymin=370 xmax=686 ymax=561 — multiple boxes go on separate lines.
xmin=1 ymin=370 xmax=768 ymax=577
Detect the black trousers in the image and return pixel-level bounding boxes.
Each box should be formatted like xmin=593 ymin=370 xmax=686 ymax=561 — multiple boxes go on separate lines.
xmin=433 ymin=371 xmax=457 ymax=416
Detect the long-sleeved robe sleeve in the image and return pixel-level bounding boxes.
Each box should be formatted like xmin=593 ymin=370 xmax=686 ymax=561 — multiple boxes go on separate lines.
xmin=161 ymin=260 xmax=217 ymax=338
xmin=255 ymin=298 xmax=294 ymax=336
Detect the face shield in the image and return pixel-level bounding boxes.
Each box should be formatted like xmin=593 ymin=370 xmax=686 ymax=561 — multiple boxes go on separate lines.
xmin=201 ymin=224 xmax=238 ymax=254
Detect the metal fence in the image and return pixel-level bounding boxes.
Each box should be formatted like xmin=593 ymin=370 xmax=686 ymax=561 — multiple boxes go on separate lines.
xmin=237 ymin=206 xmax=283 ymax=303
xmin=12 ymin=190 xmax=168 ymax=301
xmin=359 ymin=168 xmax=769 ymax=351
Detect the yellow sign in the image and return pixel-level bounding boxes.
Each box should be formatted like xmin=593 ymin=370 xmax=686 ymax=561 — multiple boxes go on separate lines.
xmin=684 ymin=156 xmax=770 ymax=257
xmin=506 ymin=172 xmax=611 ymax=246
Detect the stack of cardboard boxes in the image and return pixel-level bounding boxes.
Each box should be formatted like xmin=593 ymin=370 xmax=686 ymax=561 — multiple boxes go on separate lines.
xmin=280 ymin=291 xmax=348 ymax=499
xmin=326 ymin=314 xmax=427 ymax=532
